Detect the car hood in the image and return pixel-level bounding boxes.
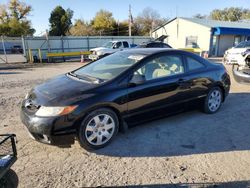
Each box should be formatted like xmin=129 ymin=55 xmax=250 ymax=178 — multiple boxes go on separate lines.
xmin=30 ymin=74 xmax=97 ymax=106
xmin=227 ymin=48 xmax=249 ymax=54
xmin=90 ymin=47 xmax=107 ymax=51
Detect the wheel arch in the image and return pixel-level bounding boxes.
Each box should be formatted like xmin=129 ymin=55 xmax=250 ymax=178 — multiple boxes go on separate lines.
xmin=210 ymin=82 xmax=226 ymax=102
xmin=73 ymin=103 xmax=127 ymax=133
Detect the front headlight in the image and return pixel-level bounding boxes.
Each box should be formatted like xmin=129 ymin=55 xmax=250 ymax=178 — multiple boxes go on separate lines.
xmin=35 ymin=105 xmax=78 ymax=117
xmin=241 ymin=49 xmax=250 ymax=56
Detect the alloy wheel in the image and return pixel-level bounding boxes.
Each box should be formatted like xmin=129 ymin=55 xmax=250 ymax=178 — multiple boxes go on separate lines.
xmin=85 ymin=114 xmax=115 ymax=146
xmin=208 ymin=89 xmax=222 ymax=112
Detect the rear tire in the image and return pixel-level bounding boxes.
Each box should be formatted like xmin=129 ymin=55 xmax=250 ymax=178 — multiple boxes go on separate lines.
xmin=78 ymin=108 xmax=119 ymax=150
xmin=203 ymin=87 xmax=223 ymax=114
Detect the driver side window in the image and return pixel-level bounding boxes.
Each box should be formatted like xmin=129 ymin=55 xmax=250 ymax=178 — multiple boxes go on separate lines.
xmin=134 ymin=54 xmax=184 ymax=81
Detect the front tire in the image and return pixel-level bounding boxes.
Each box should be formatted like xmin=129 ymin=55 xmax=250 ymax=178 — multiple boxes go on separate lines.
xmin=203 ymin=87 xmax=223 ymax=114
xmin=78 ymin=108 xmax=119 ymax=150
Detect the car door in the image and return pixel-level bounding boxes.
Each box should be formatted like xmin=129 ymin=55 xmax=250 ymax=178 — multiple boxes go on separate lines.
xmin=126 ymin=52 xmax=191 ymax=125
xmin=182 ymin=55 xmax=210 ymax=102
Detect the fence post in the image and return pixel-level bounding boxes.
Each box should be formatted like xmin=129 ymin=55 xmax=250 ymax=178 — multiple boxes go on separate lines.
xmin=1 ymin=36 xmax=8 ymax=63
xmin=87 ymin=36 xmax=90 ymax=51
xmin=21 ymin=35 xmax=27 ymax=62
xmin=28 ymin=49 xmax=33 ymax=63
xmin=38 ymin=49 xmax=42 ymax=63
xmin=61 ymin=35 xmax=65 ymax=62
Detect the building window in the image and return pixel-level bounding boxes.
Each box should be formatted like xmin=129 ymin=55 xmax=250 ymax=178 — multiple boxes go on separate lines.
xmin=185 ymin=36 xmax=199 ymax=48
xmin=234 ymin=36 xmax=241 ymax=46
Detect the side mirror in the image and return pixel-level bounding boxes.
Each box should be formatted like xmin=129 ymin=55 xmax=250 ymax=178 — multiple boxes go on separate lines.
xmin=129 ymin=74 xmax=146 ymax=86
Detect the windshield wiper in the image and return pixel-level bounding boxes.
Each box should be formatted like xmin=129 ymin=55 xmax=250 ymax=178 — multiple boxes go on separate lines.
xmin=83 ymin=74 xmax=105 ymax=83
xmin=68 ymin=72 xmax=105 ymax=83
xmin=68 ymin=72 xmax=81 ymax=79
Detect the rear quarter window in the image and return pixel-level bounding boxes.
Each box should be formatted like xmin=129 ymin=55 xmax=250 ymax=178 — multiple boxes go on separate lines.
xmin=186 ymin=57 xmax=205 ymax=71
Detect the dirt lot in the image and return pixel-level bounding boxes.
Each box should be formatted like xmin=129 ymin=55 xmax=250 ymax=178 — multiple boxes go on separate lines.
xmin=0 ymin=62 xmax=250 ymax=187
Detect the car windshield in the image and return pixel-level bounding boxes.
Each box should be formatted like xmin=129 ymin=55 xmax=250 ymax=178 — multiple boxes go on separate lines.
xmin=235 ymin=41 xmax=250 ymax=48
xmin=102 ymin=42 xmax=114 ymax=48
xmin=72 ymin=52 xmax=145 ymax=83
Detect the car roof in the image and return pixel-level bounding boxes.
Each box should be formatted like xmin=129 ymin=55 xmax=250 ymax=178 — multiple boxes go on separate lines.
xmin=120 ymin=48 xmax=178 ymax=56
xmin=119 ymin=48 xmax=209 ymax=64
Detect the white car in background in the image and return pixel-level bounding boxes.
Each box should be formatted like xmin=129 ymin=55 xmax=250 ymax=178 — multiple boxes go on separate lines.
xmin=89 ymin=41 xmax=131 ymax=61
xmin=223 ymin=41 xmax=250 ymax=66
xmin=226 ymin=41 xmax=250 ymax=84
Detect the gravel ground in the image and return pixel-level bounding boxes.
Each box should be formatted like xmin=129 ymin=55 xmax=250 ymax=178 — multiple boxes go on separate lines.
xmin=0 ymin=62 xmax=250 ymax=188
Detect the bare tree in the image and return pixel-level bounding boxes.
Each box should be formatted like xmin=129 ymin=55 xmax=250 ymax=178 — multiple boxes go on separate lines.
xmin=136 ymin=7 xmax=168 ymax=36
xmin=69 ymin=19 xmax=96 ymax=36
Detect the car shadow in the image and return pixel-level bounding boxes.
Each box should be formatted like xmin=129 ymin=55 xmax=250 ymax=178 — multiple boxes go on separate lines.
xmin=101 ymin=180 xmax=250 ymax=188
xmin=93 ymin=92 xmax=250 ymax=157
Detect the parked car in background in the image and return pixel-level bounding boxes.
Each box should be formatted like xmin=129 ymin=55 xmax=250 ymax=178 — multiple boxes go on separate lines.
xmin=224 ymin=41 xmax=250 ymax=84
xmin=179 ymin=42 xmax=203 ymax=56
xmin=89 ymin=40 xmax=131 ymax=61
xmin=137 ymin=41 xmax=172 ymax=48
xmin=232 ymin=64 xmax=250 ymax=84
xmin=223 ymin=41 xmax=250 ymax=65
xmin=21 ymin=49 xmax=230 ymax=150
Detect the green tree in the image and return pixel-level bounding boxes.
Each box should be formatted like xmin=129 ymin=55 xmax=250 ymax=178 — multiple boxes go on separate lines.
xmin=92 ymin=9 xmax=116 ymax=35
xmin=0 ymin=0 xmax=35 ymax=36
xmin=136 ymin=7 xmax=168 ymax=36
xmin=113 ymin=21 xmax=129 ymax=36
xmin=69 ymin=19 xmax=96 ymax=36
xmin=210 ymin=7 xmax=250 ymax=21
xmin=49 ymin=6 xmax=73 ymax=36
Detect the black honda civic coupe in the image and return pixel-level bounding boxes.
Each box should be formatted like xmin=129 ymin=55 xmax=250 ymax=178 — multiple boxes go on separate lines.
xmin=20 ymin=49 xmax=230 ymax=150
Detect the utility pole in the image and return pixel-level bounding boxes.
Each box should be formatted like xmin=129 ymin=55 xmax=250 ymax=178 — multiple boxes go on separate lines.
xmin=45 ymin=30 xmax=51 ymax=53
xmin=45 ymin=30 xmax=51 ymax=62
xmin=117 ymin=20 xmax=120 ymax=36
xmin=128 ymin=5 xmax=132 ymax=37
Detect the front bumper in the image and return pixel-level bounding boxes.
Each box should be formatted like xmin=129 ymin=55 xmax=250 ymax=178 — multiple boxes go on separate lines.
xmin=223 ymin=54 xmax=245 ymax=66
xmin=88 ymin=54 xmax=99 ymax=61
xmin=232 ymin=64 xmax=250 ymax=84
xmin=20 ymin=109 xmax=77 ymax=144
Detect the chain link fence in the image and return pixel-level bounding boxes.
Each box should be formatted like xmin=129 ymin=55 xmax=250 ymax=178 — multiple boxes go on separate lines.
xmin=0 ymin=36 xmax=152 ymax=63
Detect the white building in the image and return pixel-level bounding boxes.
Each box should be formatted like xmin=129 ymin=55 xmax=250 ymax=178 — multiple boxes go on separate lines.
xmin=152 ymin=17 xmax=250 ymax=56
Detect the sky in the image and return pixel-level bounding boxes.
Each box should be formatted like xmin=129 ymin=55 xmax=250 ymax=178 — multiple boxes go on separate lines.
xmin=1 ymin=0 xmax=250 ymax=35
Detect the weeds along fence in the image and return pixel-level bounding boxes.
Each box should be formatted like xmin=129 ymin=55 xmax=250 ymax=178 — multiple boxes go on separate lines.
xmin=0 ymin=36 xmax=152 ymax=63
